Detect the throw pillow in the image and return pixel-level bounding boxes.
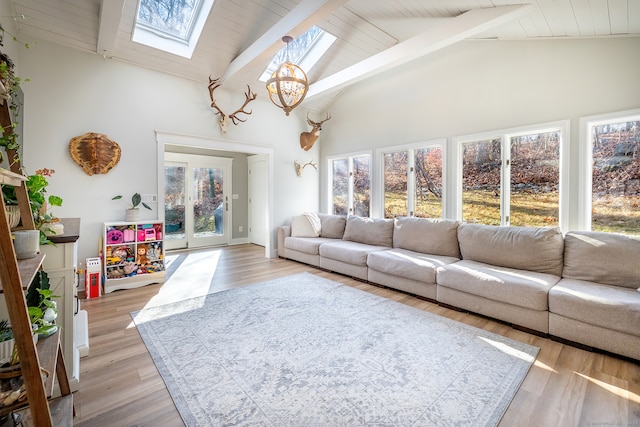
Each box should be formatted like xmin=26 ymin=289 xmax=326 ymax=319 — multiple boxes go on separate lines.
xmin=303 ymin=212 xmax=321 ymax=236
xmin=318 ymin=213 xmax=347 ymax=239
xmin=290 ymin=215 xmax=319 ymax=237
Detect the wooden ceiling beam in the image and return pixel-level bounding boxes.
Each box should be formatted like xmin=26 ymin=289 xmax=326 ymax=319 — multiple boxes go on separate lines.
xmin=96 ymin=0 xmax=126 ymax=57
xmin=307 ymin=4 xmax=532 ymax=98
xmin=220 ymin=0 xmax=349 ymax=84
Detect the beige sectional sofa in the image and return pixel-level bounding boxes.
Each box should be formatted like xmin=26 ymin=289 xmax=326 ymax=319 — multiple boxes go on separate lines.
xmin=437 ymin=223 xmax=565 ymax=334
xmin=549 ymin=231 xmax=640 ymax=360
xmin=277 ymin=213 xmax=640 ymax=360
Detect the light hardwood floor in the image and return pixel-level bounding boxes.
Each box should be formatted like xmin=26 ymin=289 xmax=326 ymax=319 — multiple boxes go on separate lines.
xmin=68 ymin=244 xmax=639 ymax=426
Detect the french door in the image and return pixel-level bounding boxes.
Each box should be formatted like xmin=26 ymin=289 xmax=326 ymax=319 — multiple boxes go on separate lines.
xmin=164 ymin=153 xmax=232 ymax=250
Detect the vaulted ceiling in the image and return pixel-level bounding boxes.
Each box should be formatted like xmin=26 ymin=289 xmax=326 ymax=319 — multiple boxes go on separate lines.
xmin=7 ymin=0 xmax=640 ymax=113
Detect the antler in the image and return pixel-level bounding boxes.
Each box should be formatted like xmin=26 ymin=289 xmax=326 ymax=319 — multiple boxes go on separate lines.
xmin=228 ymin=85 xmax=257 ymax=125
xmin=293 ymin=160 xmax=318 ymax=177
xmin=208 ymin=76 xmax=257 ymax=133
xmin=307 ymin=112 xmax=331 ymax=127
xmin=208 ymin=77 xmax=226 ymax=119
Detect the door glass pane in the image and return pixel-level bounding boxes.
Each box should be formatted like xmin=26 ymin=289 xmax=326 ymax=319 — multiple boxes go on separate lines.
xmin=384 ymin=151 xmax=408 ymax=218
xmin=332 ymin=159 xmax=348 ymax=215
xmin=414 ymin=147 xmax=443 ymax=218
xmin=591 ymin=119 xmax=640 ymax=234
xmin=353 ymin=155 xmax=370 ymax=217
xmin=164 ymin=165 xmax=186 ymax=240
xmin=193 ymin=167 xmax=223 ymax=237
xmin=510 ymin=131 xmax=560 ymax=227
xmin=462 ymin=139 xmax=501 ymax=225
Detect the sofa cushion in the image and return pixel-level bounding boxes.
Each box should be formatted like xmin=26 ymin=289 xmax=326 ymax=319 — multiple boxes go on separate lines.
xmin=343 ymin=216 xmax=394 ymax=247
xmin=563 ymin=231 xmax=640 ymax=289
xmin=367 ymin=248 xmax=459 ymax=284
xmin=319 ymin=240 xmax=388 ymax=266
xmin=457 ymin=223 xmax=564 ymax=276
xmin=318 ymin=213 xmax=347 ymax=239
xmin=290 ymin=214 xmax=320 ymax=237
xmin=436 ymin=259 xmax=560 ymax=311
xmin=284 ymin=236 xmax=334 ymax=255
xmin=393 ymin=217 xmax=460 ymax=258
xmin=550 ymin=278 xmax=640 ymax=337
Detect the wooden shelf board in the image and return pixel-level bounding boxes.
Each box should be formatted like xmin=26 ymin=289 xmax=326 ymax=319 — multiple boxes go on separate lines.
xmin=0 ymin=168 xmax=26 ymax=186
xmin=49 ymin=393 xmax=74 ymax=426
xmin=0 ymin=253 xmax=45 ymax=293
xmin=36 ymin=329 xmax=60 ymax=397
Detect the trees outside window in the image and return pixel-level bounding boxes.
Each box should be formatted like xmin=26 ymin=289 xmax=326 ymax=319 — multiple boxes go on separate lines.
xmin=589 ymin=117 xmax=640 ymax=234
xmin=382 ymin=144 xmax=443 ymax=219
xmin=329 ymin=154 xmax=370 ymax=216
xmin=459 ymin=126 xmax=562 ymax=227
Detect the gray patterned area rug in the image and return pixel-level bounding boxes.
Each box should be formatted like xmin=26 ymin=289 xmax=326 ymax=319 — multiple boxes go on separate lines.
xmin=131 ymin=272 xmax=538 ymax=427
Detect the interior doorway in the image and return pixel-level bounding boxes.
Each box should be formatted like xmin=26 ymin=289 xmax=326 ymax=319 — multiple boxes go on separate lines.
xmin=156 ymin=131 xmax=275 ymax=258
xmin=164 ymin=152 xmax=232 ymax=250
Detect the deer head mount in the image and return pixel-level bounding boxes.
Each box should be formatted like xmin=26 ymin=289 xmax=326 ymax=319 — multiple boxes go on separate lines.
xmin=208 ymin=77 xmax=257 ymax=134
xmin=299 ymin=112 xmax=331 ymax=151
xmin=294 ymin=160 xmax=317 ymax=177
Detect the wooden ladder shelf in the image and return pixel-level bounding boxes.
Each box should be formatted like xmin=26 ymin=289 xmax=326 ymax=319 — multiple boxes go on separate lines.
xmin=0 ymin=108 xmax=73 ymax=425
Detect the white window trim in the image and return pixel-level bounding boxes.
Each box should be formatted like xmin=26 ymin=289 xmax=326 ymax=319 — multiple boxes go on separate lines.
xmin=578 ymin=108 xmax=640 ymax=231
xmin=326 ymin=150 xmax=372 ymax=215
xmin=453 ymin=120 xmax=570 ymax=231
xmin=133 ymin=0 xmax=214 ymax=59
xmin=375 ymin=139 xmax=447 ymax=219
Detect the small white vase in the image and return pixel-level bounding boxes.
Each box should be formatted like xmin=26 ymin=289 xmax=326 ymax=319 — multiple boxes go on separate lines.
xmin=12 ymin=230 xmax=40 ymax=259
xmin=125 ymin=208 xmax=140 ymax=222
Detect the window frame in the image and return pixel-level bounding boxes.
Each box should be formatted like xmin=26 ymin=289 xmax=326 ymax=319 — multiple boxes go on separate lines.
xmin=578 ymin=108 xmax=640 ymax=232
xmin=326 ymin=151 xmax=372 ymax=216
xmin=133 ymin=0 xmax=214 ymax=59
xmin=375 ymin=139 xmax=446 ymax=219
xmin=453 ymin=120 xmax=569 ymax=231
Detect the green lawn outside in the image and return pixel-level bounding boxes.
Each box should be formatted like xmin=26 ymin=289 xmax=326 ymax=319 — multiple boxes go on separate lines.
xmin=385 ymin=190 xmax=640 ymax=235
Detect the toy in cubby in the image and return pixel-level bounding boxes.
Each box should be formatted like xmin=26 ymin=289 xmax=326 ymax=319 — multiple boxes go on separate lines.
xmin=105 ymin=245 xmax=135 ymax=266
xmin=146 ymin=241 xmax=162 ymax=261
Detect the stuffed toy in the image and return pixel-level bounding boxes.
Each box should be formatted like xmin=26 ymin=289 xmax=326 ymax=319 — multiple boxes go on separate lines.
xmin=136 ymin=245 xmax=149 ymax=267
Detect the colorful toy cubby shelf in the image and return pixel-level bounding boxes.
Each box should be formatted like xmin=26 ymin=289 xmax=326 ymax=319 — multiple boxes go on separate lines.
xmin=103 ymin=221 xmax=165 ymax=293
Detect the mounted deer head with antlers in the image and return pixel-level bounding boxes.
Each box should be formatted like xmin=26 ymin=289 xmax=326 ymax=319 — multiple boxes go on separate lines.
xmin=208 ymin=77 xmax=257 ymax=134
xmin=299 ymin=112 xmax=331 ymax=151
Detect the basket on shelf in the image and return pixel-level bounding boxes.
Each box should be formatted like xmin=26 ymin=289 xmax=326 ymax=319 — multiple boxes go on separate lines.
xmin=4 ymin=206 xmax=20 ymax=229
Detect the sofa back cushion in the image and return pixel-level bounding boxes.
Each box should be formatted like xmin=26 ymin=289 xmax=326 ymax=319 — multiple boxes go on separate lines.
xmin=458 ymin=223 xmax=564 ymax=276
xmin=393 ymin=217 xmax=460 ymax=258
xmin=563 ymin=231 xmax=640 ymax=288
xmin=318 ymin=213 xmax=347 ymax=239
xmin=343 ymin=216 xmax=394 ymax=247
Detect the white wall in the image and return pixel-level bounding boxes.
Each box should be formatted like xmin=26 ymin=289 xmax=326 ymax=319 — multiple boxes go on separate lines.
xmin=320 ymin=37 xmax=640 ymax=229
xmin=15 ymin=39 xmax=319 ymax=266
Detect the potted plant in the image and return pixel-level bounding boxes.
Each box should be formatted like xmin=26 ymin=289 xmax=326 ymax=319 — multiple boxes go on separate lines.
xmin=0 ymin=319 xmax=14 ymax=366
xmin=1 ymin=168 xmax=63 ymax=242
xmin=112 ymin=193 xmax=152 ymax=221
xmin=26 ymin=271 xmax=58 ymax=338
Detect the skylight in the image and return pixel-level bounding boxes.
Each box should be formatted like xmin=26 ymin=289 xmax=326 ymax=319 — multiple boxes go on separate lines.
xmin=259 ymin=26 xmax=337 ymax=82
xmin=133 ymin=0 xmax=214 ymax=59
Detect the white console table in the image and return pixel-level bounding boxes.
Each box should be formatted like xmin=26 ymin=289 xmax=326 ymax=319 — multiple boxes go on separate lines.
xmin=39 ymin=218 xmax=88 ymax=391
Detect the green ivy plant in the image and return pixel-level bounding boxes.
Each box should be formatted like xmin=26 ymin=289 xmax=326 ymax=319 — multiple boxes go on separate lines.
xmin=0 ymin=23 xmax=29 ymax=166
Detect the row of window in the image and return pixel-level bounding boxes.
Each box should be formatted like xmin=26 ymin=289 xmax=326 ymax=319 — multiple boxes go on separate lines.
xmin=328 ymin=110 xmax=640 ymax=235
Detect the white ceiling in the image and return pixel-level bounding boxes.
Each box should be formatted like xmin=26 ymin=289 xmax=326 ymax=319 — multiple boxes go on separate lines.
xmin=7 ymin=0 xmax=640 ymax=113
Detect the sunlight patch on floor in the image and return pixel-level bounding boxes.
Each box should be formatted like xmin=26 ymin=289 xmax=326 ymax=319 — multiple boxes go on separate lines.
xmin=576 ymin=372 xmax=640 ymax=403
